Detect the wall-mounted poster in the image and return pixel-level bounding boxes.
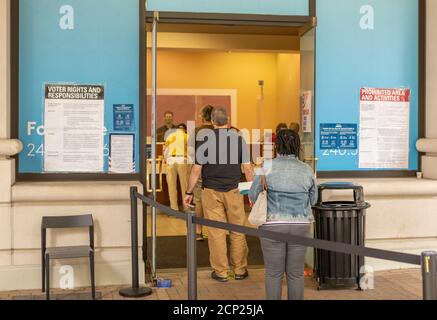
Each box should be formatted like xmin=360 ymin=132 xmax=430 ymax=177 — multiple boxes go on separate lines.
xmin=359 ymin=88 xmax=410 ymax=169
xmin=301 ymin=91 xmax=312 ymax=133
xmin=109 ymin=134 xmax=135 ymax=173
xmin=113 ymin=104 xmax=135 ymax=132
xmin=320 ymin=124 xmax=357 ymax=150
xmin=44 ymin=84 xmax=105 ymax=173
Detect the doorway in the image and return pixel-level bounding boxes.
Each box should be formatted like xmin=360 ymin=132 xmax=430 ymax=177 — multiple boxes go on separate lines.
xmin=145 ymin=12 xmax=316 ymax=278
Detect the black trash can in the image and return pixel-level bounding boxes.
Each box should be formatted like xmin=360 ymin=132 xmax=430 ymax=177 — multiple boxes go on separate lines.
xmin=313 ymin=182 xmax=371 ymax=290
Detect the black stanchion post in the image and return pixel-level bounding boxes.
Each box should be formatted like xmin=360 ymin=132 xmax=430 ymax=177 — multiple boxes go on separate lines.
xmin=421 ymin=251 xmax=437 ymax=300
xmin=187 ymin=211 xmax=198 ymax=300
xmin=119 ymin=187 xmax=153 ymax=298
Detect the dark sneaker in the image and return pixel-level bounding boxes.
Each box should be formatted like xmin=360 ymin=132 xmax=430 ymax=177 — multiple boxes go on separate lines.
xmin=234 ymin=270 xmax=249 ymax=281
xmin=196 ymin=233 xmax=208 ymax=242
xmin=211 ymin=271 xmax=228 ymax=283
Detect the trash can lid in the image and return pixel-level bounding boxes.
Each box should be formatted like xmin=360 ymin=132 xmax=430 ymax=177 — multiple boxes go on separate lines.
xmin=318 ymin=182 xmax=363 ymax=190
xmin=312 ymin=201 xmax=371 ymax=211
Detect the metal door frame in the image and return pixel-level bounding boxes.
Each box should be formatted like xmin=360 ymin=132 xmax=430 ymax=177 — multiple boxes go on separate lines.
xmin=144 ymin=3 xmax=317 ymax=282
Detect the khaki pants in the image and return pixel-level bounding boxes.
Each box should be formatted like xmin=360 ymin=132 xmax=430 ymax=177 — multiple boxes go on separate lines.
xmin=166 ymin=162 xmax=188 ymax=211
xmin=202 ymin=188 xmax=248 ymax=277
xmin=193 ymin=179 xmax=204 ymax=234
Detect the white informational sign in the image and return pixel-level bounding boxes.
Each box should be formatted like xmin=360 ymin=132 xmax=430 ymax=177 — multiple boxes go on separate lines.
xmin=301 ymin=91 xmax=312 ymax=133
xmin=109 ymin=134 xmax=135 ymax=174
xmin=44 ymin=84 xmax=105 ymax=172
xmin=359 ymin=88 xmax=410 ymax=169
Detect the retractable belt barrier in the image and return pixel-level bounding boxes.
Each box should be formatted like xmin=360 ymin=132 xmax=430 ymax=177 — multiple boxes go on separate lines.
xmin=124 ymin=187 xmax=437 ymax=301
xmin=136 ymin=191 xmax=420 ymax=265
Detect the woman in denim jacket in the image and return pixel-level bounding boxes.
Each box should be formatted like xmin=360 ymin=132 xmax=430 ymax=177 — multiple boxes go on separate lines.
xmin=249 ymin=129 xmax=318 ymax=300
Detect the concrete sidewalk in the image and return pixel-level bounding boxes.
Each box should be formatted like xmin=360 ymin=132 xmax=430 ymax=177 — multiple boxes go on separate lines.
xmin=0 ymin=268 xmax=422 ymax=300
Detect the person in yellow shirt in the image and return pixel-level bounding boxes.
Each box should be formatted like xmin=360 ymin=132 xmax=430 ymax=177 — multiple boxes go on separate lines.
xmin=164 ymin=123 xmax=189 ymax=211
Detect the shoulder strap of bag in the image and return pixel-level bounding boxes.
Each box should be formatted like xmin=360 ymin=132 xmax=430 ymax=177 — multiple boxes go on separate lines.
xmin=261 ymin=175 xmax=268 ymax=191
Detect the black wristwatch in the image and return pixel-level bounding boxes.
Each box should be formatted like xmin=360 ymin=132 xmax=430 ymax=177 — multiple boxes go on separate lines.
xmin=185 ymin=191 xmax=193 ymax=196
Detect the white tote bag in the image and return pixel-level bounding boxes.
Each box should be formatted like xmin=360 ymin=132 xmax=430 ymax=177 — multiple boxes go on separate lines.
xmin=248 ymin=176 xmax=268 ymax=227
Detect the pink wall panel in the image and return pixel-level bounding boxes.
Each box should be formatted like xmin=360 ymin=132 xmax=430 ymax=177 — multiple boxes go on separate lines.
xmin=146 ymin=94 xmax=232 ymax=133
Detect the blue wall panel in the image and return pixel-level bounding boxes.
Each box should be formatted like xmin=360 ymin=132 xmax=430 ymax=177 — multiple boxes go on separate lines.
xmin=316 ymin=0 xmax=419 ymax=171
xmin=18 ymin=0 xmax=420 ymax=174
xmin=19 ymin=0 xmax=140 ymax=173
xmin=146 ymin=0 xmax=309 ymax=16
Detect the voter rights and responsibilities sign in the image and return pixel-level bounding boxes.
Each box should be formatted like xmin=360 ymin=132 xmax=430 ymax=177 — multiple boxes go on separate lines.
xmin=359 ymin=88 xmax=410 ymax=169
xmin=44 ymin=84 xmax=105 ymax=173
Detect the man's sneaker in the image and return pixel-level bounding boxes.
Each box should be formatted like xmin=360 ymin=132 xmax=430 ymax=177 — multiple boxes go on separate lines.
xmin=211 ymin=271 xmax=228 ymax=283
xmin=234 ymin=270 xmax=249 ymax=281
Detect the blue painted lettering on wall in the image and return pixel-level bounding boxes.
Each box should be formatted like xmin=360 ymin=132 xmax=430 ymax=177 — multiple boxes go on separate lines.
xmin=19 ymin=0 xmax=140 ymax=173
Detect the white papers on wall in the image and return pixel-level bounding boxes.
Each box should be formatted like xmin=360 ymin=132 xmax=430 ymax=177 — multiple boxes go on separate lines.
xmin=359 ymin=88 xmax=410 ymax=169
xmin=44 ymin=84 xmax=105 ymax=173
xmin=109 ymin=134 xmax=135 ymax=174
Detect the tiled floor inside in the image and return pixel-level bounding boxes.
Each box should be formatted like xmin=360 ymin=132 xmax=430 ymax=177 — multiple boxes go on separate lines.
xmin=0 ymin=268 xmax=422 ymax=300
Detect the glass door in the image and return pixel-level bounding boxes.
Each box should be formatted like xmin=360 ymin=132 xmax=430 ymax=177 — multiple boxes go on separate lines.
xmin=148 ymin=11 xmax=159 ymax=282
xmin=300 ymin=26 xmax=317 ymax=175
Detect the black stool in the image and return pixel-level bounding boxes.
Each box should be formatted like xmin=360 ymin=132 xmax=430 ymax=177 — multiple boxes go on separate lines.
xmin=41 ymin=214 xmax=95 ymax=300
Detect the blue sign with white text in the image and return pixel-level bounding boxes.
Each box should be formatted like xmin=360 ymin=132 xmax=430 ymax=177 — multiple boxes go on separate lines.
xmin=320 ymin=124 xmax=357 ymax=150
xmin=113 ymin=104 xmax=135 ymax=132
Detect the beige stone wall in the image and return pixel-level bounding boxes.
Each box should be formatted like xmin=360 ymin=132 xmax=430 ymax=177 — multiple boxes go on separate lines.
xmin=417 ymin=1 xmax=437 ymax=178
xmin=0 ymin=0 xmax=10 ymax=139
xmin=0 ymin=0 xmax=14 ymax=289
xmin=2 ymin=181 xmax=145 ymax=291
xmin=427 ymin=0 xmax=437 ymax=138
xmin=0 ymin=181 xmax=145 ymax=291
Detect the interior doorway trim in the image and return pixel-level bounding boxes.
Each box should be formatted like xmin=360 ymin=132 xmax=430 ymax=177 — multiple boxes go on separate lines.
xmin=146 ymin=11 xmax=314 ymax=28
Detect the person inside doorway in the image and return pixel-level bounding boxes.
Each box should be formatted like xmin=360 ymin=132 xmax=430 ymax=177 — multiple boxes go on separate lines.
xmin=289 ymin=122 xmax=304 ymax=160
xmin=272 ymin=123 xmax=288 ymax=143
xmin=289 ymin=122 xmax=300 ymax=135
xmin=189 ymin=105 xmax=214 ymax=241
xmin=164 ymin=123 xmax=189 ymax=211
xmin=157 ymin=111 xmax=176 ymax=143
xmin=184 ymin=107 xmax=254 ymax=282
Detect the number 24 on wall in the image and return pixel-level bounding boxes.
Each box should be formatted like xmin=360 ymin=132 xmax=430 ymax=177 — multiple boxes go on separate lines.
xmin=322 ymin=149 xmax=358 ymax=157
xmin=27 ymin=144 xmax=110 ymax=157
